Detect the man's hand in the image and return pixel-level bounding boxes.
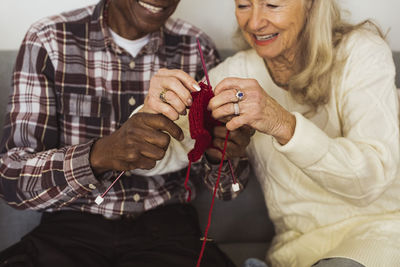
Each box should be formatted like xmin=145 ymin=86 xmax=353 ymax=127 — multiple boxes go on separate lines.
xmin=89 ymin=113 xmax=184 ymax=175
xmin=205 ymin=125 xmax=255 ymax=164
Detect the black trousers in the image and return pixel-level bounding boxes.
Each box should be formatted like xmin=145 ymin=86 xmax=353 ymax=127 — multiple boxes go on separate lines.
xmin=0 ymin=203 xmax=235 ymax=267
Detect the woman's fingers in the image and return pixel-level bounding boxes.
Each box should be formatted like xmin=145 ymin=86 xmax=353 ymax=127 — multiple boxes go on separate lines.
xmin=158 ymin=68 xmax=201 ymax=93
xmin=159 ymin=89 xmax=187 ymax=115
xmin=213 ymin=77 xmax=250 ymax=95
xmin=144 ymin=68 xmax=201 ymax=120
xmin=157 ymin=69 xmax=201 ymax=107
xmin=208 ymin=88 xmax=238 ymax=111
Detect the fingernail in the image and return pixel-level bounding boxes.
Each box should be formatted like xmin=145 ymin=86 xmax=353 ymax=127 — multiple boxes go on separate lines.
xmin=187 ymin=98 xmax=192 ymax=106
xmin=193 ymin=83 xmax=201 ymax=92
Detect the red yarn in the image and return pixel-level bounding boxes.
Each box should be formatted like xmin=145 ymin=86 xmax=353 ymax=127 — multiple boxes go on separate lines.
xmin=184 ymin=82 xmax=220 ymax=202
xmin=195 ymin=130 xmax=230 ymax=267
xmin=188 ymin=82 xmax=221 ymax=162
xmin=186 ymin=38 xmax=232 ymax=267
xmin=183 ymin=80 xmax=231 ymax=267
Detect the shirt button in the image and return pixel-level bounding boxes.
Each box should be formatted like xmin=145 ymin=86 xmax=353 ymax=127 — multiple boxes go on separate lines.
xmin=124 ymin=171 xmax=131 ymax=177
xmin=128 ymin=97 xmax=136 ymax=106
xmin=88 ymin=184 xmax=96 ymax=190
xmin=133 ymin=193 xmax=141 ymax=202
xmin=129 ymin=61 xmax=135 ymax=70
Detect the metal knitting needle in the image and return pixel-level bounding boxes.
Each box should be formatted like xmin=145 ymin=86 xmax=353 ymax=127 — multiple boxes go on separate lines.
xmin=196 ymin=38 xmax=239 ymax=192
xmin=95 ymin=110 xmax=136 ymax=205
xmin=95 ymin=171 xmax=125 ymax=205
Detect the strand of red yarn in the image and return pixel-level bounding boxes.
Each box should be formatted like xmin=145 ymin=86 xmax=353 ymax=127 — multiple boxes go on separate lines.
xmin=182 ymin=39 xmax=232 ymax=267
xmin=196 ymin=130 xmax=230 ymax=267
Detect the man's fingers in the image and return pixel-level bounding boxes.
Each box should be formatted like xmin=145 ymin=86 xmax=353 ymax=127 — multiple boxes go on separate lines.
xmin=128 ymin=157 xmax=157 ymax=170
xmin=205 ymin=148 xmax=223 ymax=163
xmin=212 ymin=126 xmax=229 ymax=139
xmin=140 ymin=142 xmax=167 ymax=160
xmin=143 ymin=114 xmax=184 ymax=141
xmin=131 ymin=126 xmax=171 ymax=150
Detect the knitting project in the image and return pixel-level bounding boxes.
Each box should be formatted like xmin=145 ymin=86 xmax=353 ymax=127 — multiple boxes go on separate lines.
xmin=188 ymin=82 xmax=221 ymax=162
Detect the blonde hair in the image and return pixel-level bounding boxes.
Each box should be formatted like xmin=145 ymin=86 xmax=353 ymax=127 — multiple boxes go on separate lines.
xmin=289 ymin=0 xmax=384 ymax=109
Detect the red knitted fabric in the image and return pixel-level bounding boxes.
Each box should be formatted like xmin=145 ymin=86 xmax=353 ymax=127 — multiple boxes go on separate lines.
xmin=187 ymin=82 xmax=221 ymax=162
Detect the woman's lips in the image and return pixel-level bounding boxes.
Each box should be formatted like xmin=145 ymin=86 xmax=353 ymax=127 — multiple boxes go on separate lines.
xmin=254 ymin=33 xmax=279 ymax=46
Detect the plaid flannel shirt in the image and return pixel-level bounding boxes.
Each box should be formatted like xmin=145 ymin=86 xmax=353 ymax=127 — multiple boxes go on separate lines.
xmin=0 ymin=0 xmax=249 ymax=217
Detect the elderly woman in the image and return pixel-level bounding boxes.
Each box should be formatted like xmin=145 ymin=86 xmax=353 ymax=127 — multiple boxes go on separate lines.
xmin=143 ymin=0 xmax=400 ymax=266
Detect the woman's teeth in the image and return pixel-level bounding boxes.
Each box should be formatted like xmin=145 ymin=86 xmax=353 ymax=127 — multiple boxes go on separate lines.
xmin=256 ymin=33 xmax=279 ymax=41
xmin=138 ymin=1 xmax=164 ymax=13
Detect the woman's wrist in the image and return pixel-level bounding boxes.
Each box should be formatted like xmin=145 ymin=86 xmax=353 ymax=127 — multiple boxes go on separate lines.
xmin=274 ymin=112 xmax=296 ymax=145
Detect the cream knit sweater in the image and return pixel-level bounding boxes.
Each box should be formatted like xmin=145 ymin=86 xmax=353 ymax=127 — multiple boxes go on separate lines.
xmin=205 ymin=30 xmax=400 ymax=267
xmin=142 ymin=29 xmax=400 ymax=266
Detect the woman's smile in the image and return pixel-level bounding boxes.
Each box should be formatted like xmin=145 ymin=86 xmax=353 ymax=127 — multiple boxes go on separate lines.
xmin=253 ymin=33 xmax=280 ymax=46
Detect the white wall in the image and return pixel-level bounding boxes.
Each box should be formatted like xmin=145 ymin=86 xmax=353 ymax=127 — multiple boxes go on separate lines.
xmin=0 ymin=0 xmax=99 ymax=50
xmin=0 ymin=0 xmax=399 ymax=51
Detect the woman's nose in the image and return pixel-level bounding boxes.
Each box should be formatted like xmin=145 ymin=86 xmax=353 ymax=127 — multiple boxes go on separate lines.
xmin=247 ymin=8 xmax=269 ymax=33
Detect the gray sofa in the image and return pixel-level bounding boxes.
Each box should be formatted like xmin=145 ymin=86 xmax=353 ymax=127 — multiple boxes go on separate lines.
xmin=1 ymin=49 xmax=400 ymax=267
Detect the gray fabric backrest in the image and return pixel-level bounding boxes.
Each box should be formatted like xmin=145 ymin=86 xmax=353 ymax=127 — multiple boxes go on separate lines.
xmin=0 ymin=50 xmax=18 ymax=141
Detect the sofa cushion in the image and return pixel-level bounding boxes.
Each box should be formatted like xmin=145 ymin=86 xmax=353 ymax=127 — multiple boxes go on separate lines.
xmin=219 ymin=242 xmax=270 ymax=267
xmin=0 ymin=50 xmax=18 ymax=141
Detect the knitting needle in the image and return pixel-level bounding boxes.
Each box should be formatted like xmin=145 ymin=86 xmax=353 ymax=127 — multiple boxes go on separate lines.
xmin=196 ymin=39 xmax=211 ymax=86
xmin=95 ymin=110 xmax=136 ymax=205
xmin=95 ymin=171 xmax=125 ymax=205
xmin=196 ymin=38 xmax=240 ymax=193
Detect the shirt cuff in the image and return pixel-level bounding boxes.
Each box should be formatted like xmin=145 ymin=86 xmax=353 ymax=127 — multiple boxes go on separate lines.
xmin=130 ymin=104 xmax=144 ymax=117
xmin=273 ymin=112 xmax=330 ymax=168
xmin=63 ymin=139 xmax=103 ymax=193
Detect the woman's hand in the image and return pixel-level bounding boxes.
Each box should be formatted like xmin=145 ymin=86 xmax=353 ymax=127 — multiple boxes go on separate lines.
xmin=141 ymin=68 xmax=201 ymax=121
xmin=208 ymin=77 xmax=296 ymax=145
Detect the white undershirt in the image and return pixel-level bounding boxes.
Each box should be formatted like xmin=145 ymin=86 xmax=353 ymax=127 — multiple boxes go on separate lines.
xmin=109 ymin=28 xmax=150 ymax=58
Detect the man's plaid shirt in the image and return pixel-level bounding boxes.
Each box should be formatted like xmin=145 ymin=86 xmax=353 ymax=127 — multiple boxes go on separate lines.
xmin=0 ymin=0 xmax=249 ymax=217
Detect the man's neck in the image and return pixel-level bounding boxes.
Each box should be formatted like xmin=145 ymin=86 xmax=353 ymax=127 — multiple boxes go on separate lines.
xmin=107 ymin=2 xmax=144 ymax=40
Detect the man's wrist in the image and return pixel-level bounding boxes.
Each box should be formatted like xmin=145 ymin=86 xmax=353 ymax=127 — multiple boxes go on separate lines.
xmin=203 ymin=152 xmax=223 ymax=165
xmin=89 ymin=138 xmax=110 ymax=176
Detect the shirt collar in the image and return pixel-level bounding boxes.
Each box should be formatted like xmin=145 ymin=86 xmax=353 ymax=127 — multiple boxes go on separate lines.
xmin=88 ymin=0 xmax=164 ymax=55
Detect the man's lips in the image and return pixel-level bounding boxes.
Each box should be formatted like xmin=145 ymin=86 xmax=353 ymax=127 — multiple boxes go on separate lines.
xmin=137 ymin=0 xmax=165 ymax=14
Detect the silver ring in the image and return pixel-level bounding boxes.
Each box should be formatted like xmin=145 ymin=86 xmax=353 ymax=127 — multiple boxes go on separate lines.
xmin=159 ymin=89 xmax=168 ymax=103
xmin=235 ymin=89 xmax=244 ymax=101
xmin=233 ymin=103 xmax=240 ymax=116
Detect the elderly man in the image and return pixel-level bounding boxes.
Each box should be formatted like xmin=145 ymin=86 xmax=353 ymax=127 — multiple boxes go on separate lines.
xmin=0 ymin=0 xmax=252 ymax=266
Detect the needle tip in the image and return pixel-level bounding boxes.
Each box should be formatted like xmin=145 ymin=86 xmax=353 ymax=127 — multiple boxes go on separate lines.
xmin=95 ymin=195 xmax=104 ymax=205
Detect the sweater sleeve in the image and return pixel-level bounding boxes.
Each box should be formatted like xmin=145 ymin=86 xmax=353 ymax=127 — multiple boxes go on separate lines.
xmin=273 ymin=32 xmax=399 ymax=206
